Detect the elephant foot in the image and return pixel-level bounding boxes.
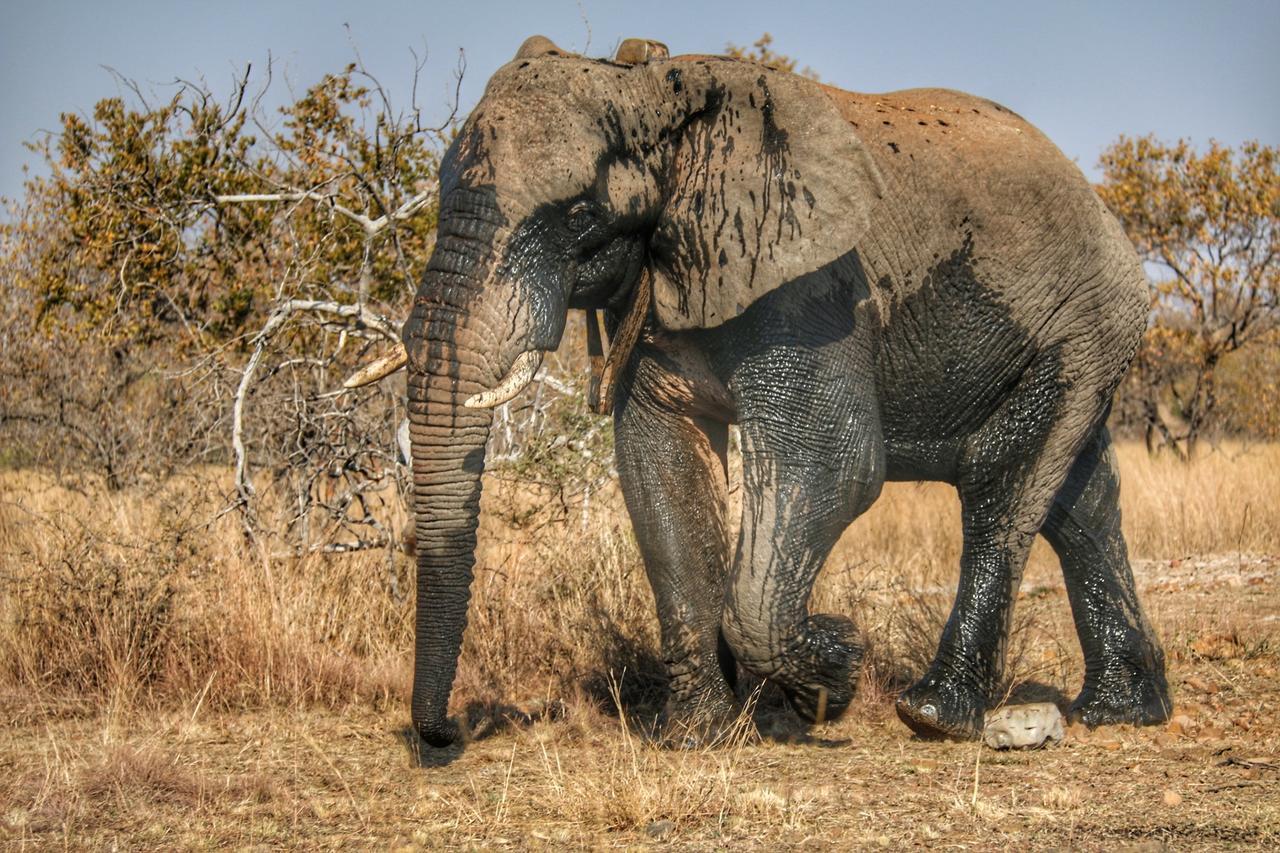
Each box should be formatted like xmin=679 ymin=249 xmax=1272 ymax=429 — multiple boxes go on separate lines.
xmin=896 ymin=672 xmax=985 ymax=740
xmin=774 ymin=614 xmax=864 ymax=725
xmin=658 ymin=691 xmax=745 ymax=749
xmin=1068 ymin=665 xmax=1172 ymax=728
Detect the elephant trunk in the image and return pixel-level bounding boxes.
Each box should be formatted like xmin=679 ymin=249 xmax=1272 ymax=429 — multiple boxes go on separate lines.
xmin=406 ymin=362 xmax=492 ymax=748
xmin=403 ymin=215 xmax=559 ymax=747
xmin=403 ymin=231 xmax=506 ymax=747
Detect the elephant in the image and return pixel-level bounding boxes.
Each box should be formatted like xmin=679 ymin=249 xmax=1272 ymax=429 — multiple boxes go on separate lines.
xmin=352 ymin=34 xmax=1172 ymax=747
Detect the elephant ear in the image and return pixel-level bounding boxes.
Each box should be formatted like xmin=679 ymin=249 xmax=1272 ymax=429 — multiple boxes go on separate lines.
xmin=647 ymin=60 xmax=884 ymax=329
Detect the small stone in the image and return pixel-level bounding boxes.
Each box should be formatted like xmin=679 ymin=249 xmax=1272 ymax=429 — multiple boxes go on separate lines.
xmin=1163 ymin=789 xmax=1183 ymax=807
xmin=645 ymin=819 xmax=675 ymax=840
xmin=1166 ymin=714 xmax=1196 ymax=736
xmin=1196 ymin=726 xmax=1226 ymax=743
xmin=983 ymin=703 xmax=1065 ymax=750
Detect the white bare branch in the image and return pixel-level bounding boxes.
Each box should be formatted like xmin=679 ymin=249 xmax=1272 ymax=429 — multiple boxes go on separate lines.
xmin=232 ymin=298 xmax=405 ymax=519
xmin=214 ymin=187 xmax=436 ymax=237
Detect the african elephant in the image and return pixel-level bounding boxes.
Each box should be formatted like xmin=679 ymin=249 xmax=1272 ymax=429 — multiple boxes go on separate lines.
xmin=353 ymin=35 xmax=1172 ymax=747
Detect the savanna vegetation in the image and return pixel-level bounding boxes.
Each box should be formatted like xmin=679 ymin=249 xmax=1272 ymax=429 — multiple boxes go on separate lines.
xmin=1 ymin=35 xmax=1277 ymax=848
xmin=1098 ymin=137 xmax=1279 ymax=457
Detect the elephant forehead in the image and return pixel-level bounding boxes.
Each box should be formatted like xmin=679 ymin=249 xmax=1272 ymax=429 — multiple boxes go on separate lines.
xmin=451 ymin=59 xmax=647 ymax=215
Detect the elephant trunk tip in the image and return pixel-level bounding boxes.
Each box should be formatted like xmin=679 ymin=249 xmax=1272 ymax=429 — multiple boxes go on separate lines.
xmin=414 ymin=713 xmax=461 ymax=749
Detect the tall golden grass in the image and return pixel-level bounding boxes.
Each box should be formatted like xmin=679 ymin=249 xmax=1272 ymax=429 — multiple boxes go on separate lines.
xmin=1 ymin=441 xmax=1277 ymax=720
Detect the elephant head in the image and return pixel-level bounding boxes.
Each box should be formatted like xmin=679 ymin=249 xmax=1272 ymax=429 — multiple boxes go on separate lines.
xmin=368 ymin=35 xmax=884 ymax=747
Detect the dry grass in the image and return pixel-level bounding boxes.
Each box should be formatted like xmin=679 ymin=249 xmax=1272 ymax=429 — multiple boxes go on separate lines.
xmin=0 ymin=471 xmax=411 ymax=719
xmin=1 ymin=441 xmax=1278 ymax=847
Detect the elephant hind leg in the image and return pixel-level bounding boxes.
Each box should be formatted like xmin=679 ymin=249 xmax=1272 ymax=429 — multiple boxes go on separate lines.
xmin=896 ymin=346 xmax=1100 ymax=740
xmin=1041 ymin=426 xmax=1171 ymax=727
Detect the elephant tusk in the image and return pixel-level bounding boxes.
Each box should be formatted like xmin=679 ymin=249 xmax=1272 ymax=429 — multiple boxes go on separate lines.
xmin=343 ymin=342 xmax=409 ymax=388
xmin=463 ymin=350 xmax=543 ymax=409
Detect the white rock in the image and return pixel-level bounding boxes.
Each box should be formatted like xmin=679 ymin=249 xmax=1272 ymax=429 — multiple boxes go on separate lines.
xmin=983 ymin=702 xmax=1065 ymax=750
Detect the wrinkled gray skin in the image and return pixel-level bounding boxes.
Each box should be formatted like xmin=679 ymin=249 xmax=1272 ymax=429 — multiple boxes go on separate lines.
xmin=403 ymin=37 xmax=1172 ymax=748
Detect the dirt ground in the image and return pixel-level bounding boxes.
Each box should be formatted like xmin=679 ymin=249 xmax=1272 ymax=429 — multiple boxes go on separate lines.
xmin=2 ymin=552 xmax=1276 ymax=850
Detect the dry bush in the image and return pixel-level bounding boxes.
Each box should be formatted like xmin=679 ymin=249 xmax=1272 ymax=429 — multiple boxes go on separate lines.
xmin=455 ymin=478 xmax=664 ymax=723
xmin=0 ymin=470 xmax=412 ymax=715
xmin=0 ymin=307 xmax=226 ymax=488
xmin=0 ymin=466 xmax=655 ymax=722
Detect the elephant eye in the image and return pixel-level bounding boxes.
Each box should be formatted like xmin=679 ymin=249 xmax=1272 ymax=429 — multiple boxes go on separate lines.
xmin=566 ymin=201 xmax=598 ymax=235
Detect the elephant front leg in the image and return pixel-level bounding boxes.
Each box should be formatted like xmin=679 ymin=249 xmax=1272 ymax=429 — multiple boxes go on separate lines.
xmin=722 ymin=394 xmax=884 ymax=726
xmin=615 ymin=380 xmax=737 ymax=746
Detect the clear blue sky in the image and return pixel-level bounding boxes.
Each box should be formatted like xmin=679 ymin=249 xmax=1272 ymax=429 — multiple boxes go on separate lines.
xmin=2 ymin=0 xmax=1277 ymax=203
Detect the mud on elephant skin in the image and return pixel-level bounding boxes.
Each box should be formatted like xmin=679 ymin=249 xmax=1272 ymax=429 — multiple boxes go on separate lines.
xmin=350 ymin=35 xmax=1172 ymax=748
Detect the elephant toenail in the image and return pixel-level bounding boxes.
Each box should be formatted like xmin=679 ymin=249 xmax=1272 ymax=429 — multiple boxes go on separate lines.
xmin=920 ymin=703 xmax=938 ymax=721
